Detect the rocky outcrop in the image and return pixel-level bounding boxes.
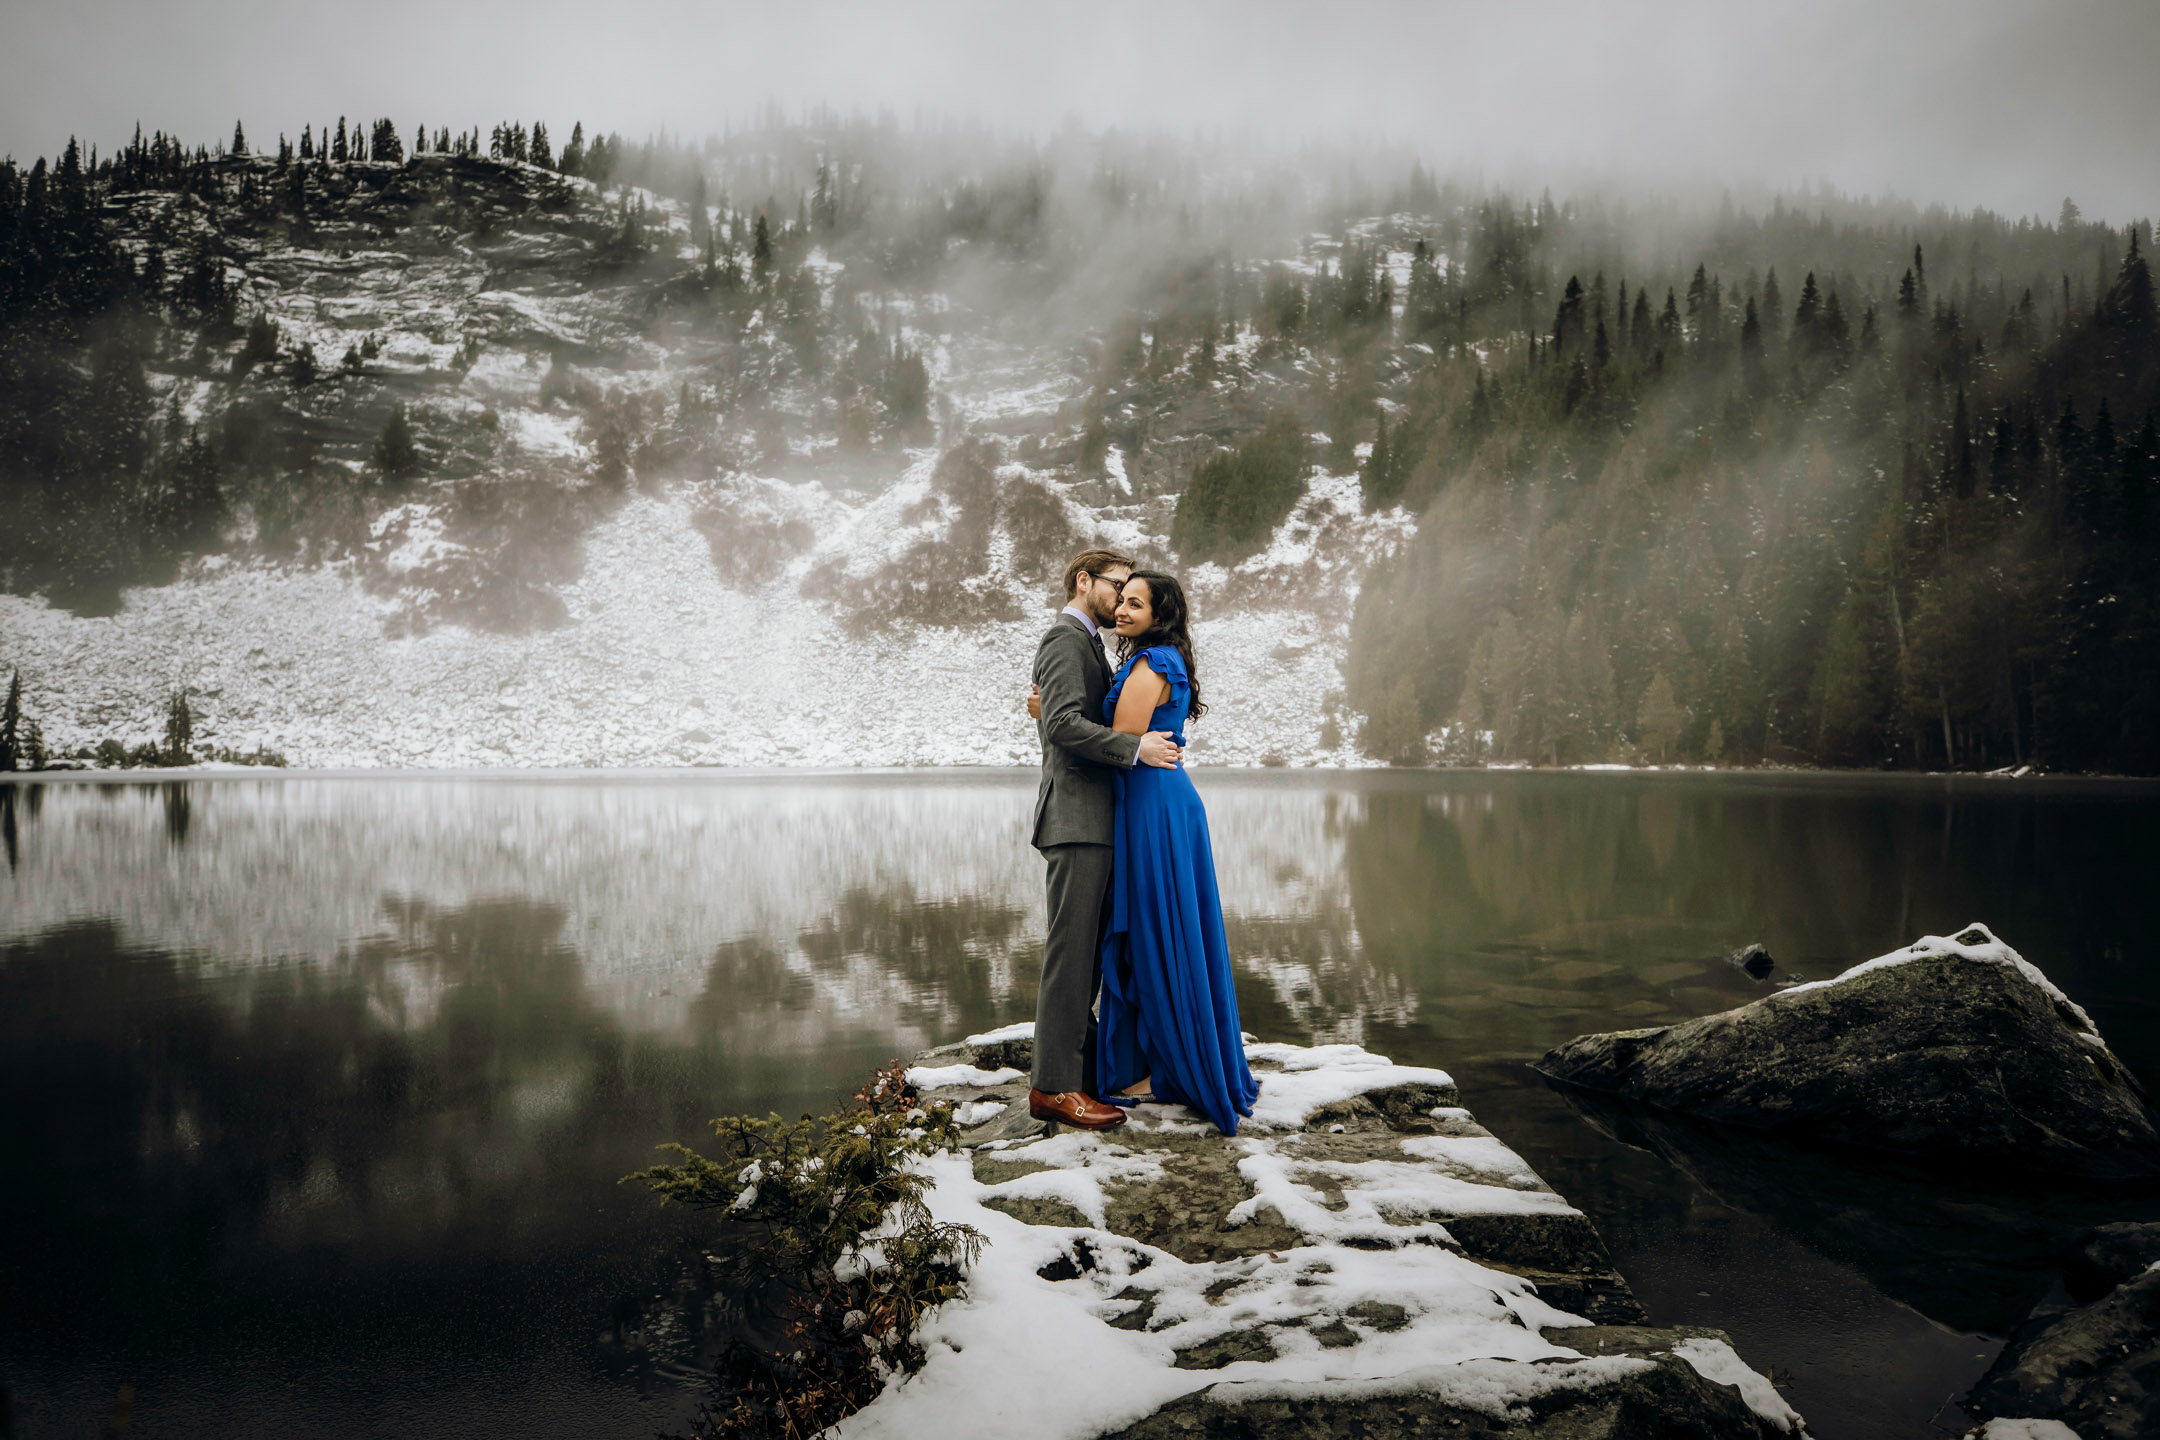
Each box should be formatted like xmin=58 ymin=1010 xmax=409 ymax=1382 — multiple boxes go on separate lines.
xmin=1965 ymin=1243 xmax=2160 ymax=1440
xmin=1535 ymin=925 xmax=2160 ymax=1184
xmin=841 ymin=1028 xmax=1807 ymax=1439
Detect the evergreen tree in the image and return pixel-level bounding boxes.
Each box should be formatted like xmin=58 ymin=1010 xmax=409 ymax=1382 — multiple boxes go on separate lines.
xmin=560 ymin=121 xmax=585 ymax=176
xmin=531 ymin=122 xmax=552 ymax=168
xmin=372 ymin=403 xmax=420 ymax=483
xmin=1822 ymin=289 xmax=1850 ymax=360
xmin=332 ymin=117 xmax=348 ymax=163
xmin=0 ymin=670 xmax=19 ymax=771
xmin=1761 ymin=268 xmax=1783 ymax=347
xmin=164 ymin=689 xmax=193 ymax=764
xmin=1740 ymin=296 xmax=1765 ymax=392
xmin=1361 ymin=414 xmax=1396 ymax=508
xmin=1551 ymin=275 xmax=1584 ymax=354
xmin=1793 ymin=271 xmax=1822 ymax=351
xmin=1466 ymin=368 xmax=1493 ymax=439
xmin=752 ymin=213 xmax=773 ymax=285
xmin=231 ymin=121 xmax=248 ymax=157
xmin=299 ymin=123 xmax=313 ymax=160
xmin=369 ymin=119 xmax=402 ymax=164
xmin=1636 ymin=670 xmax=1687 ymax=762
xmin=2103 ymin=224 xmax=2156 ymax=363
xmin=1951 ymin=387 xmax=1976 ymax=497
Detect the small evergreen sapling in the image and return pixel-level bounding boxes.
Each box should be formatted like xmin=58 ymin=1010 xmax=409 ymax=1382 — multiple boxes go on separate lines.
xmin=628 ymin=1064 xmax=982 ymax=1439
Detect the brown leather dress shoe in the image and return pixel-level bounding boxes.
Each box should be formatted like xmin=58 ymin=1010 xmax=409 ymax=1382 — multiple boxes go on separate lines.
xmin=1028 ymin=1088 xmax=1128 ymax=1130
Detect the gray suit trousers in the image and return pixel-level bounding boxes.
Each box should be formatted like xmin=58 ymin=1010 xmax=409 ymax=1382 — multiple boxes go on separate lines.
xmin=1034 ymin=841 xmax=1114 ymax=1094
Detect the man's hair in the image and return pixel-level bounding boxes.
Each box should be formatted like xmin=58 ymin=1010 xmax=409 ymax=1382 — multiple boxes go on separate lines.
xmin=1063 ymin=547 xmax=1135 ymax=599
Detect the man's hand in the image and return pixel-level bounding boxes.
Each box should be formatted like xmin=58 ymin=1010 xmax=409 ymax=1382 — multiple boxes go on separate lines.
xmin=1137 ymin=731 xmax=1183 ymax=769
xmin=1026 ymin=684 xmax=1041 ymax=721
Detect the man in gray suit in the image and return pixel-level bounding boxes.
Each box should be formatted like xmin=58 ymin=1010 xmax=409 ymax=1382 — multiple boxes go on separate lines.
xmin=1027 ymin=548 xmax=1183 ymax=1130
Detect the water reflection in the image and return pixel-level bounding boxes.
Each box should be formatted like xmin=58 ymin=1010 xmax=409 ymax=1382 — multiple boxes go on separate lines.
xmin=1554 ymin=1089 xmax=2160 ymax=1335
xmin=1 ymin=770 xmax=2156 ymax=1440
xmin=162 ymin=781 xmax=191 ymax=845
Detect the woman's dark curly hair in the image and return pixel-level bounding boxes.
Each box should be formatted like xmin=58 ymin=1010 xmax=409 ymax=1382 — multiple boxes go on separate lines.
xmin=1114 ymin=570 xmax=1207 ymax=721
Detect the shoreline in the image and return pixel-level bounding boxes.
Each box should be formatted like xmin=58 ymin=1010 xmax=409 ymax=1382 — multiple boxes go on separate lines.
xmin=10 ymin=762 xmax=2159 ymax=792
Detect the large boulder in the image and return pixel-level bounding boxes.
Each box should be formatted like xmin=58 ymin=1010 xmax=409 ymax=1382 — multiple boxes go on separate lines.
xmin=1534 ymin=925 xmax=2160 ymax=1184
xmin=1965 ymin=1264 xmax=2160 ymax=1439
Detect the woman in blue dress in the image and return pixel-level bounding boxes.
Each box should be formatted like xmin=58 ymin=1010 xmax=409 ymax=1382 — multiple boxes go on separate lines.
xmin=1096 ymin=571 xmax=1259 ymax=1135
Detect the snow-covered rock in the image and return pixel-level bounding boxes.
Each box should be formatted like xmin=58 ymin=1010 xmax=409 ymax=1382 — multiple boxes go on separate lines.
xmin=841 ymin=1027 xmax=1805 ymax=1439
xmin=1535 ymin=924 xmax=2160 ymax=1183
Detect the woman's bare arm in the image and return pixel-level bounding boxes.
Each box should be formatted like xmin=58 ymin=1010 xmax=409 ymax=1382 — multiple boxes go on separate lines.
xmin=1111 ymin=659 xmax=1172 ymax=736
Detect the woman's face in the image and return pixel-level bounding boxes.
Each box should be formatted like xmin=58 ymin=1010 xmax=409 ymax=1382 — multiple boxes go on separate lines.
xmin=1113 ymin=578 xmax=1155 ymax=637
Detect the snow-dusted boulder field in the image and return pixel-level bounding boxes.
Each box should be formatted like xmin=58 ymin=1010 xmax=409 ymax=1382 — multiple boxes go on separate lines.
xmin=1536 ymin=925 xmax=2160 ymax=1184
xmin=856 ymin=1027 xmax=1806 ymax=1439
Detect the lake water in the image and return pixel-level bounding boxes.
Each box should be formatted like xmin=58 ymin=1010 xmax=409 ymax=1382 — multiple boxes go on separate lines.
xmin=3 ymin=769 xmax=2156 ymax=1440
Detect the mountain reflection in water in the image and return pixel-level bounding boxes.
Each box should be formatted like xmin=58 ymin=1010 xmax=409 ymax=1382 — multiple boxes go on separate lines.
xmin=1 ymin=769 xmax=2154 ymax=1440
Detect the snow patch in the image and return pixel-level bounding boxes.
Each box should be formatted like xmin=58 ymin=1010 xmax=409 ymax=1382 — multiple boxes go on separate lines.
xmin=1672 ymin=1337 xmax=1805 ymax=1432
xmin=1242 ymin=1041 xmax=1453 ymax=1132
xmin=1775 ymin=922 xmax=2097 ymax=1034
xmin=905 ymin=1064 xmax=1026 ymax=1090
xmin=1972 ymin=1421 xmax=2080 ymax=1440
xmin=963 ymin=1022 xmax=1036 ymax=1047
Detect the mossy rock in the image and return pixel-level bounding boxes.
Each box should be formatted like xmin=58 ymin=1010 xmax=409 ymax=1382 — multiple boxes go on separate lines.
xmin=979 ymin=1193 xmax=1091 ymax=1229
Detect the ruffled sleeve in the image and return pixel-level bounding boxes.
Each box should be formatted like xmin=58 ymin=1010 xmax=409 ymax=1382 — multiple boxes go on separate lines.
xmin=1138 ymin=645 xmax=1190 ymax=703
xmin=1104 ymin=645 xmax=1192 ymax=715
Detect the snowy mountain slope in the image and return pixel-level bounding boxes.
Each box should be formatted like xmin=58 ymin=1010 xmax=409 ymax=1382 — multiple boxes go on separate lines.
xmin=2 ymin=154 xmax=1413 ymax=768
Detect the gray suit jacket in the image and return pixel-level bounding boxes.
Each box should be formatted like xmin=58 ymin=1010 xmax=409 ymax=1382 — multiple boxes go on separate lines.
xmin=1031 ymin=612 xmax=1140 ymax=850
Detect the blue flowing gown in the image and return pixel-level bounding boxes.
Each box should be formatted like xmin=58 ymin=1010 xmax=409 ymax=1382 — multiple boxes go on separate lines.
xmin=1096 ymin=646 xmax=1259 ymax=1135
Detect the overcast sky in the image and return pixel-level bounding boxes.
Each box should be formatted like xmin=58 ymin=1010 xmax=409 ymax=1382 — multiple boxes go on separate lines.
xmin=5 ymin=0 xmax=2154 ymax=221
